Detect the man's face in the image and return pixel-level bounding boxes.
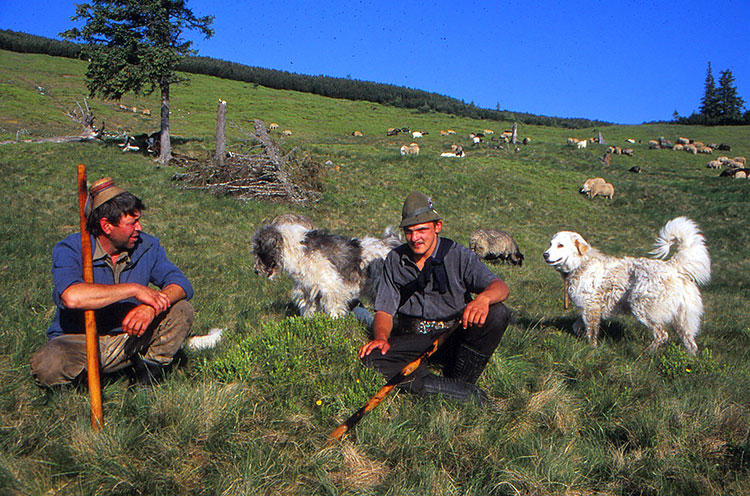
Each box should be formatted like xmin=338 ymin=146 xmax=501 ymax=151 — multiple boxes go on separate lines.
xmin=105 ymin=212 xmax=142 ymax=252
xmin=404 ymin=220 xmax=442 ymax=258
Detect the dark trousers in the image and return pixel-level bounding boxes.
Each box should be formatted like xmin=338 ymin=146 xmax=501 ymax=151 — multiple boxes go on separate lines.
xmin=362 ymin=302 xmax=509 ymax=392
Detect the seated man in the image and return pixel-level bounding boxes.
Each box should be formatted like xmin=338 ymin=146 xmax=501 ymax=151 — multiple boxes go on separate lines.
xmin=31 ymin=177 xmax=194 ymax=387
xmin=359 ymin=191 xmax=510 ymax=401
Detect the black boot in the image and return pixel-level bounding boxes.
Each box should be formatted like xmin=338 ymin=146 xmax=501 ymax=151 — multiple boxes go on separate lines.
xmin=448 ymin=344 xmax=491 ymax=384
xmin=420 ymin=374 xmax=489 ymax=404
xmin=129 ymin=356 xmax=169 ymax=386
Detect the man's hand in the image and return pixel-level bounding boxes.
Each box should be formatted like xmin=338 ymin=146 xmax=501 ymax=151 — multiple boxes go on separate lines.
xmin=132 ymin=285 xmax=170 ymax=315
xmin=358 ymin=339 xmax=390 ymax=359
xmin=462 ymin=294 xmax=490 ymax=328
xmin=122 ymin=304 xmax=156 ymax=336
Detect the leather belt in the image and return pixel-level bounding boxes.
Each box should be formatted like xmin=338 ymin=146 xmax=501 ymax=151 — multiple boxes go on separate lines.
xmin=396 ymin=315 xmax=459 ymax=335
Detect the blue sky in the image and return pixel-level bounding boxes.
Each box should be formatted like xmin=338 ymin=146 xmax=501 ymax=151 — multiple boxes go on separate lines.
xmin=2 ymin=0 xmax=748 ymax=124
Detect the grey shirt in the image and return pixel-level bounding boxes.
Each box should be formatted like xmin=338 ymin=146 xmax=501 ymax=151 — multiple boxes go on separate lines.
xmin=374 ymin=237 xmax=499 ymax=321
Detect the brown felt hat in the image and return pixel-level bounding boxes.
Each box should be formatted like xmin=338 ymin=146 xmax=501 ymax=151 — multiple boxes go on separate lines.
xmin=400 ymin=191 xmax=442 ymax=228
xmin=85 ymin=177 xmax=127 ymax=215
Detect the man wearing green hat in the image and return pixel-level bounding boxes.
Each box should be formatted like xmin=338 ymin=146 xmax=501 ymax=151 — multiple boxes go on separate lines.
xmin=30 ymin=177 xmax=194 ymax=387
xmin=359 ymin=191 xmax=510 ymax=401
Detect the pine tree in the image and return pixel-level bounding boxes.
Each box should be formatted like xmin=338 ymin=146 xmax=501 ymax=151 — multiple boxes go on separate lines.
xmin=699 ymin=62 xmax=720 ymax=119
xmin=716 ymin=69 xmax=746 ymax=121
xmin=62 ymin=0 xmax=213 ymax=163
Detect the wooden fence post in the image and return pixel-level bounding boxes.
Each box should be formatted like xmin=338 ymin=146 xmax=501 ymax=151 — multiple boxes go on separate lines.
xmin=215 ymin=99 xmax=227 ymax=165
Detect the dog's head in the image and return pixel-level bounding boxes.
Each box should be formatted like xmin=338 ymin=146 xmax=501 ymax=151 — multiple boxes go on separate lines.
xmin=252 ymin=225 xmax=285 ymax=279
xmin=543 ymin=231 xmax=590 ymax=273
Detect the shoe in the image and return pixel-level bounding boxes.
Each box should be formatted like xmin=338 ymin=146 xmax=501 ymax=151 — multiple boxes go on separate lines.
xmin=420 ymin=374 xmax=489 ymax=404
xmin=448 ymin=344 xmax=491 ymax=384
xmin=129 ymin=356 xmax=169 ymax=386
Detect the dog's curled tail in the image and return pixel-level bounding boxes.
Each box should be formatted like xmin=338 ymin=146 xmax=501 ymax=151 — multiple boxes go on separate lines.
xmin=650 ymin=216 xmax=711 ymax=285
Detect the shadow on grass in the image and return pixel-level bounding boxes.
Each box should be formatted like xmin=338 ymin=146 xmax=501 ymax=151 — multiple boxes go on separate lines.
xmin=514 ymin=312 xmax=627 ymax=344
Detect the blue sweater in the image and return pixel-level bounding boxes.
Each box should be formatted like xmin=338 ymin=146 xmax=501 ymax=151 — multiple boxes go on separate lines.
xmin=47 ymin=232 xmax=193 ymax=339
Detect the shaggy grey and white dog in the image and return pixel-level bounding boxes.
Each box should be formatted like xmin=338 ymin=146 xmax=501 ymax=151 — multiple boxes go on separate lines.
xmin=252 ymin=222 xmax=400 ymax=317
xmin=543 ymin=217 xmax=710 ymax=353
xmin=470 ymin=229 xmax=524 ymax=266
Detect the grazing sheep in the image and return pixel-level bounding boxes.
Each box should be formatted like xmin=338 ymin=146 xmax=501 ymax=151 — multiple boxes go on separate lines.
xmin=677 ymin=137 xmax=690 ymax=145
xmin=142 ymin=108 xmax=151 ymax=116
xmin=706 ymin=160 xmax=722 ymax=169
xmin=718 ymin=143 xmax=731 ymax=151
xmin=130 ymin=106 xmax=137 ymax=113
xmin=735 ymin=170 xmax=748 ymax=179
xmin=734 ymin=157 xmax=746 ymax=165
xmin=269 ymin=123 xmax=280 ymax=130
xmin=577 ymin=139 xmax=587 ymax=149
xmin=589 ymin=181 xmax=614 ymax=199
xmin=387 ymin=128 xmax=400 ymax=136
xmin=685 ymin=145 xmax=698 ymax=155
xmin=400 ymin=143 xmax=420 ymax=156
xmin=118 ymin=104 xmax=129 ymax=111
xmin=698 ymin=146 xmax=713 ymax=154
xmin=706 ymin=143 xmax=718 ymax=149
xmin=473 ymin=136 xmax=482 ymax=145
xmin=352 ymin=130 xmax=363 ymax=137
xmin=718 ymin=156 xmax=732 ymax=164
xmin=440 ymin=130 xmax=450 ymax=136
xmin=580 ymin=177 xmax=606 ymax=197
xmin=483 ymin=129 xmax=495 ymax=135
xmin=673 ymin=144 xmax=685 ymax=151
xmin=622 ymin=148 xmax=634 ymax=156
xmin=522 ymin=137 xmax=531 ymax=145
xmin=283 ymin=129 xmax=293 ymax=136
xmin=470 ymin=229 xmax=524 ymax=266
xmin=412 ymin=131 xmax=428 ymax=138
xmin=629 ymin=166 xmax=642 ymax=173
xmin=625 ymin=138 xmax=635 ymax=144
xmin=447 ymin=129 xmax=457 ymax=135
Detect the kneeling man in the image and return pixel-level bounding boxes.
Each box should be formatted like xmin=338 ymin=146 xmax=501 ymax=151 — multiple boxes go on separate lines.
xmin=359 ymin=191 xmax=510 ymax=401
xmin=31 ymin=177 xmax=194 ymax=387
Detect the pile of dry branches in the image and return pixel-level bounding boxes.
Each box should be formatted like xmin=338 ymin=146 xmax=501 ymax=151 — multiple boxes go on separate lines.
xmin=171 ymin=120 xmax=322 ymax=203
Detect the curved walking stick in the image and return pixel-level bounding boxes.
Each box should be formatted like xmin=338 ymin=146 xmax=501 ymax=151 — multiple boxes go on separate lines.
xmin=330 ymin=321 xmax=460 ymax=441
xmin=77 ymin=164 xmax=104 ymax=429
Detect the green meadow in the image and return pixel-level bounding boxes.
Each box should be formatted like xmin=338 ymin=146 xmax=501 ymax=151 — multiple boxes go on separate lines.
xmin=1 ymin=49 xmax=749 ymax=495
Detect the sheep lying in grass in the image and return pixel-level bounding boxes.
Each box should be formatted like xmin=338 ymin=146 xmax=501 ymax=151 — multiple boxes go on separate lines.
xmin=470 ymin=229 xmax=524 ymax=266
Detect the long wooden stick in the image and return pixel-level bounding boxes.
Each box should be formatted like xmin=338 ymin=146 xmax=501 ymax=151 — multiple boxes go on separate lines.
xmin=77 ymin=164 xmax=104 ymax=429
xmin=330 ymin=322 xmax=460 ymax=441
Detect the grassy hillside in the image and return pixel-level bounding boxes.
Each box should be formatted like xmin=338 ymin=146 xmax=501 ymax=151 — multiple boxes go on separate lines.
xmin=1 ymin=50 xmax=748 ymax=495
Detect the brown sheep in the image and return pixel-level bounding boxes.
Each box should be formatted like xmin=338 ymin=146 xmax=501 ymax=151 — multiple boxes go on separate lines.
xmin=580 ymin=177 xmax=606 ymax=197
xmin=590 ymin=181 xmax=614 ymax=199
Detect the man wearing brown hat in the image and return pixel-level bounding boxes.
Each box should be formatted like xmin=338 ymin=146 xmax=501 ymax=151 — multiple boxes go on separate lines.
xmin=359 ymin=191 xmax=510 ymax=401
xmin=30 ymin=178 xmax=194 ymax=387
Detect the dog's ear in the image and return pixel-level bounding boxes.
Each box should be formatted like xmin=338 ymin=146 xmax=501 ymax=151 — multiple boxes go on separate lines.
xmin=574 ymin=237 xmax=589 ymax=255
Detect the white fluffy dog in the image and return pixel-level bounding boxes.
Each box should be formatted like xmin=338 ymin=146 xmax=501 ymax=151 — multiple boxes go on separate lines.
xmin=252 ymin=222 xmax=400 ymax=317
xmin=543 ymin=217 xmax=711 ymax=353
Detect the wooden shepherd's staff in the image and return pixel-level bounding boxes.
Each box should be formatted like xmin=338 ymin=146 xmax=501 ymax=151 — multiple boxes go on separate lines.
xmin=330 ymin=321 xmax=461 ymax=441
xmin=77 ymin=164 xmax=104 ymax=429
